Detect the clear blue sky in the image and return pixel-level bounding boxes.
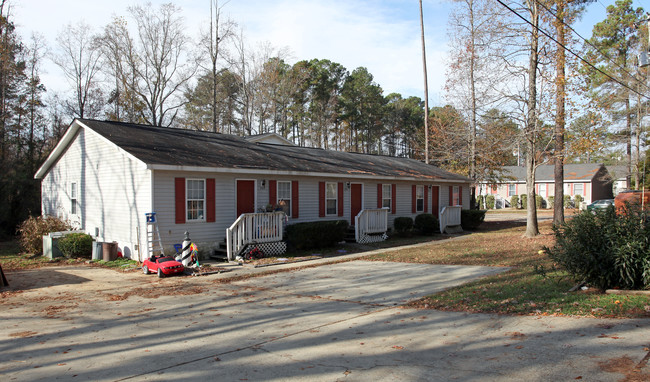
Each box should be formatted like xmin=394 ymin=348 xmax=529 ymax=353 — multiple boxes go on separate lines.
xmin=10 ymin=0 xmax=642 ymax=106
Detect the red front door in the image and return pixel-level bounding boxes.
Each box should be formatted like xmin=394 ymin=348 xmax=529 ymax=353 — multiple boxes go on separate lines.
xmin=431 ymin=186 xmax=440 ymax=217
xmin=236 ymin=180 xmax=256 ymax=217
xmin=350 ymin=183 xmax=362 ymax=224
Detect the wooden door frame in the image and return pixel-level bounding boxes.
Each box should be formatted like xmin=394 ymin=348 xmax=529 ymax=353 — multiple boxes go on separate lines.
xmin=235 ymin=178 xmax=257 ymax=218
xmin=350 ymin=182 xmax=364 ymax=224
xmin=431 ymin=185 xmax=440 ymax=217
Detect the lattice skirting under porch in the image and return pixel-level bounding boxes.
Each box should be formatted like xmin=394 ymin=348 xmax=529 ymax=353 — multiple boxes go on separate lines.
xmin=242 ymin=241 xmax=287 ymax=257
xmin=357 ymin=232 xmax=388 ymax=244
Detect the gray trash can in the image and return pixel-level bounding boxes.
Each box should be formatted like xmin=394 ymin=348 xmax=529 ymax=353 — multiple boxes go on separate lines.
xmin=91 ymin=241 xmax=103 ymax=260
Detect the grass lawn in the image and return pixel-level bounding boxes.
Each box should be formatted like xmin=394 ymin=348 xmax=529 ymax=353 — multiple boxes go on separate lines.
xmin=0 ymin=241 xmax=83 ymax=270
xmin=367 ymin=220 xmax=650 ymax=319
xmin=0 ymin=241 xmax=140 ymax=271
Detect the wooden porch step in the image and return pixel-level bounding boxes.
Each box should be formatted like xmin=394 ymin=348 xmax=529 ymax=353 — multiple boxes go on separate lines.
xmin=209 ymin=240 xmax=229 ymax=261
xmin=344 ymin=226 xmax=356 ymax=243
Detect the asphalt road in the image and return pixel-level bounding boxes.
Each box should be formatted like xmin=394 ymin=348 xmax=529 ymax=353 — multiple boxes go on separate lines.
xmin=1 ymin=259 xmax=648 ymax=381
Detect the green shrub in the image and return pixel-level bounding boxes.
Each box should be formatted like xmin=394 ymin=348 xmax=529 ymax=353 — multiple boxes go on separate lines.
xmin=564 ymin=195 xmax=573 ymax=208
xmin=535 ymin=195 xmax=544 ymax=209
xmin=58 ymin=233 xmax=93 ymax=258
xmin=18 ymin=215 xmax=72 ymax=254
xmin=574 ymin=194 xmax=583 ymax=208
xmin=548 ymin=196 xmax=554 ymax=208
xmin=544 ymin=206 xmax=650 ymax=291
xmin=520 ymin=194 xmax=527 ymax=209
xmin=461 ymin=210 xmax=486 ymax=230
xmin=477 ymin=195 xmax=484 ymax=209
xmin=486 ymin=195 xmax=495 ymax=209
xmin=285 ymin=220 xmax=348 ymax=250
xmin=393 ymin=217 xmax=414 ymax=235
xmin=414 ymin=213 xmax=438 ymax=235
xmin=510 ymin=195 xmax=519 ymax=209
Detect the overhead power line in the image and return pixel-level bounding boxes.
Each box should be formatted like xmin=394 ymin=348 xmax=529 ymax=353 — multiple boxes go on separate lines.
xmin=534 ymin=0 xmax=650 ymax=95
xmin=495 ymin=0 xmax=650 ymax=101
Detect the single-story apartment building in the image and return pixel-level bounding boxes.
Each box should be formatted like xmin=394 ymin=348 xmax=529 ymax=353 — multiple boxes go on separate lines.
xmin=35 ymin=119 xmax=472 ymax=261
xmin=477 ymin=163 xmax=617 ymax=208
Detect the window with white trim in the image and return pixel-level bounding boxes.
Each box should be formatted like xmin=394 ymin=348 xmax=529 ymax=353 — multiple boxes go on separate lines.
xmin=382 ymin=184 xmax=391 ymax=208
xmin=508 ymin=184 xmax=516 ymax=196
xmin=326 ymin=182 xmax=337 ymax=215
xmin=538 ymin=183 xmax=547 ymax=197
xmin=573 ymin=183 xmax=583 ymax=196
xmin=70 ymin=182 xmax=78 ymax=215
xmin=277 ymin=181 xmax=291 ymax=216
xmin=453 ymin=186 xmax=460 ymax=206
xmin=416 ymin=185 xmax=424 ymax=212
xmin=186 ymin=179 xmax=205 ymax=221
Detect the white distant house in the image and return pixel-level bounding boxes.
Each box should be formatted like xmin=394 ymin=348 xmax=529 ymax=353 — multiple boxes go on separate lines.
xmin=604 ymin=165 xmax=630 ymax=196
xmin=477 ymin=164 xmax=619 ymax=208
xmin=35 ymin=119 xmax=472 ymax=261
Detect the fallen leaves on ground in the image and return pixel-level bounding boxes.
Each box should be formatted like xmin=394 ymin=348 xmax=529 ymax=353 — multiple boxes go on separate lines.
xmin=104 ymin=285 xmax=205 ymax=301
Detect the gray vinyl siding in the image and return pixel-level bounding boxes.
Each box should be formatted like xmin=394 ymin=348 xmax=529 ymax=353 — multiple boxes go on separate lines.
xmin=149 ymin=174 xmax=472 ymax=250
xmin=152 ymin=171 xmax=236 ymax=253
xmin=41 ymin=128 xmax=151 ymax=259
xmin=440 ymin=185 xmax=450 ymax=209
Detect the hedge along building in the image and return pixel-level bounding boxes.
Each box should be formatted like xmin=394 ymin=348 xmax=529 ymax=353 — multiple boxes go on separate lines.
xmin=35 ymin=119 xmax=472 ymax=261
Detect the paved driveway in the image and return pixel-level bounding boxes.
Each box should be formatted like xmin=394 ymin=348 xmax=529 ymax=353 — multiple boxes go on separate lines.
xmin=1 ymin=261 xmax=648 ymax=381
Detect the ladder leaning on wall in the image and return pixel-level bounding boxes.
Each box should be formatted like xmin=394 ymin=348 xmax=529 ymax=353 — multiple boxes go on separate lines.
xmin=145 ymin=212 xmax=165 ymax=259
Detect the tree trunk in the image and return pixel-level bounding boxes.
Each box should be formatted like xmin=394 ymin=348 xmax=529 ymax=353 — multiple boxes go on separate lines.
xmin=525 ymin=0 xmax=539 ymax=238
xmin=625 ymin=95 xmax=633 ymax=188
xmin=468 ymin=0 xmax=477 ymax=209
xmin=419 ymin=0 xmax=429 ymax=164
xmin=553 ymin=0 xmax=566 ymax=225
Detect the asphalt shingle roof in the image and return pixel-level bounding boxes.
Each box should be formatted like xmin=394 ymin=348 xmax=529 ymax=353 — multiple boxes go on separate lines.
xmin=79 ymin=119 xmax=471 ymax=182
xmin=498 ymin=164 xmax=606 ymax=182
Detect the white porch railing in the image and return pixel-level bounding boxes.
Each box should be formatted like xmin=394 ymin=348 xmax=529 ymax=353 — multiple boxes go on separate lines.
xmin=226 ymin=212 xmax=285 ymax=261
xmin=355 ymin=208 xmax=388 ymax=243
xmin=439 ymin=206 xmax=462 ymax=234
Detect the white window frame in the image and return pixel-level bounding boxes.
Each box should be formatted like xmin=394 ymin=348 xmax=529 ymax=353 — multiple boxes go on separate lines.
xmin=382 ymin=184 xmax=391 ymax=208
xmin=326 ymin=182 xmax=338 ymax=216
xmin=453 ymin=186 xmax=460 ymax=206
xmin=538 ymin=183 xmax=547 ymax=197
xmin=186 ymin=179 xmax=206 ymax=222
xmin=416 ymin=185 xmax=424 ymax=212
xmin=508 ymin=184 xmax=516 ymax=197
xmin=573 ymin=183 xmax=584 ymax=196
xmin=277 ymin=181 xmax=291 ymax=216
xmin=70 ymin=182 xmax=78 ymax=215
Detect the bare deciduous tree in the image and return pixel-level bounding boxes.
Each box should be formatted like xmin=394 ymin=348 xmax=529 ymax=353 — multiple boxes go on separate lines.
xmin=99 ymin=16 xmax=145 ymax=123
xmin=52 ymin=21 xmax=104 ymax=119
xmin=126 ymin=3 xmax=197 ymax=126
xmin=199 ymin=0 xmax=236 ymax=132
xmin=446 ymin=0 xmax=510 ymax=206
